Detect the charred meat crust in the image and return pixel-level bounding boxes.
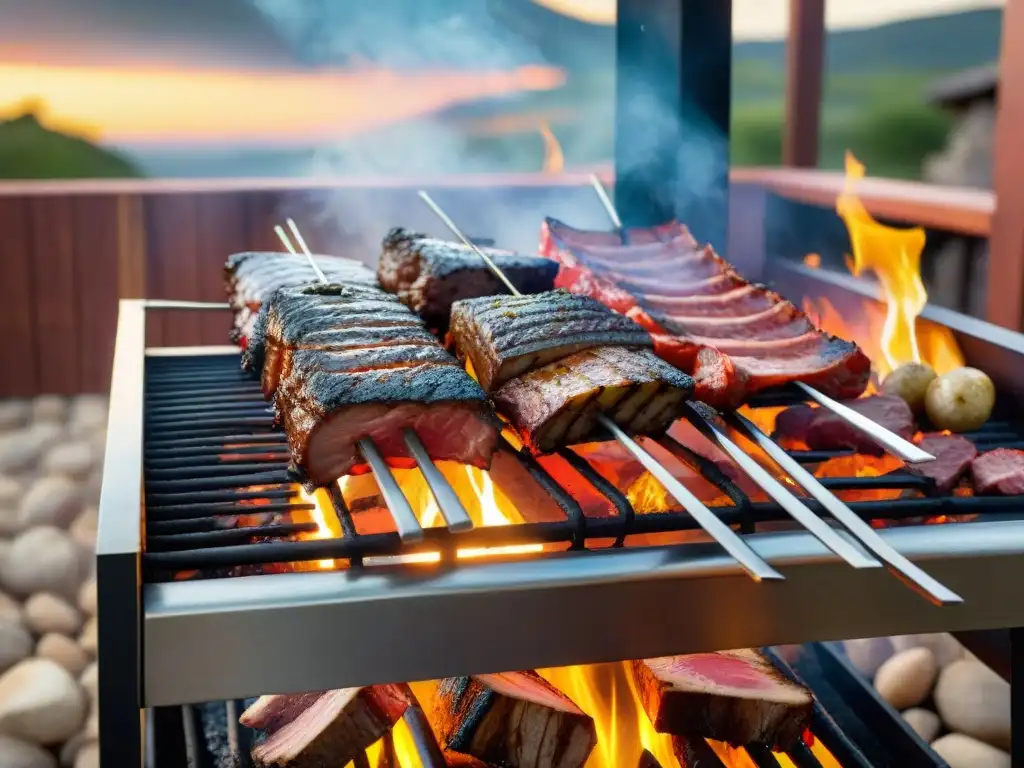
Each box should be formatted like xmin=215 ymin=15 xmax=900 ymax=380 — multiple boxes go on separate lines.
xmin=377 ymin=227 xmax=559 ymax=329
xmin=493 ymin=346 xmax=694 ymax=454
xmin=449 ymin=291 xmax=653 ymax=391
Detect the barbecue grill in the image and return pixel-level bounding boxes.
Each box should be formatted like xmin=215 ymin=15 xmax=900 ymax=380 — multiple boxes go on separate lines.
xmin=95 ymin=2 xmax=1024 ymax=766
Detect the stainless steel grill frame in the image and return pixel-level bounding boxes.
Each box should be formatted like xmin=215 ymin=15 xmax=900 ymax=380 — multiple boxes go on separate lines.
xmin=98 ymin=298 xmax=1024 ymax=766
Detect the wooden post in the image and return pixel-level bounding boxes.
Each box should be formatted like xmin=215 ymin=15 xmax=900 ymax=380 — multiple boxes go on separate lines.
xmin=783 ymin=0 xmax=826 ymax=168
xmin=988 ymin=0 xmax=1024 ymax=330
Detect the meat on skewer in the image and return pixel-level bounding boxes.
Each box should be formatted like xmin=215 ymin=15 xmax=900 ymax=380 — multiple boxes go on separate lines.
xmin=378 ymin=228 xmax=559 ymax=332
xmin=541 ymin=217 xmax=871 ymax=409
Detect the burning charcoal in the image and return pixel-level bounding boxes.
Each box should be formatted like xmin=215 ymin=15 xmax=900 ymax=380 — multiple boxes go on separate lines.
xmin=906 ymin=433 xmax=977 ymax=492
xmin=638 ymin=748 xmax=666 ymax=768
xmin=971 ymin=448 xmax=1024 ymax=495
xmin=671 ymin=735 xmax=727 ymax=767
xmin=240 ymin=687 xmax=409 ymax=768
xmin=430 ymin=671 xmax=597 ymax=768
xmin=630 ymin=651 xmax=813 ymax=751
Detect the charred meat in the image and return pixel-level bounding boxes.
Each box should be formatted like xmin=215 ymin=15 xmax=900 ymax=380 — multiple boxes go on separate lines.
xmin=907 ymin=433 xmax=978 ymax=492
xmin=630 ymin=650 xmax=814 ymax=751
xmin=493 ymin=346 xmax=694 ymax=454
xmin=255 ymin=283 xmax=500 ymax=486
xmin=541 ymin=218 xmax=870 ymax=408
xmin=377 ymin=228 xmax=559 ymax=330
xmin=225 ymin=251 xmax=376 ymax=346
xmin=773 ymin=395 xmax=914 ymax=455
xmin=449 ymin=291 xmax=652 ymax=392
xmin=430 ymin=671 xmax=597 ymax=768
xmin=240 ymin=687 xmax=409 ymax=768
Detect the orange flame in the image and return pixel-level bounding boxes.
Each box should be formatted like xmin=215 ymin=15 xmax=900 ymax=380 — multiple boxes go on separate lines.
xmin=836 ymin=152 xmax=929 ymax=376
xmin=540 ymin=121 xmax=565 ymax=174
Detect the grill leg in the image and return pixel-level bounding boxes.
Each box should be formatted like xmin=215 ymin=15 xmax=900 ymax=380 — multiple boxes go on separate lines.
xmin=615 ymin=0 xmax=732 ymax=251
xmin=97 ymin=551 xmax=144 ymax=766
xmin=1014 ymin=627 xmax=1023 ymax=767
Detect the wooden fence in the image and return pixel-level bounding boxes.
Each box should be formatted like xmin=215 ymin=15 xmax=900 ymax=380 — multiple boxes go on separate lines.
xmin=0 ymin=170 xmax=995 ymax=397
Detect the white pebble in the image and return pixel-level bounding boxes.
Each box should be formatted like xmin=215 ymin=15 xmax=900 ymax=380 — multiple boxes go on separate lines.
xmin=76 ymin=580 xmax=95 ymax=618
xmin=59 ymin=731 xmax=89 ymax=767
xmin=890 ymin=633 xmax=964 ymax=668
xmin=0 ymin=619 xmax=31 ymax=674
xmin=0 ymin=658 xmax=87 ymax=744
xmin=73 ymin=741 xmax=98 ymax=768
xmin=18 ymin=476 xmax=82 ymax=530
xmin=934 ymin=659 xmax=1010 ymax=750
xmin=22 ymin=593 xmax=81 ymax=637
xmin=0 ymin=528 xmax=84 ymax=600
xmin=78 ymin=663 xmax=96 ymax=703
xmin=77 ymin=618 xmax=96 ymax=657
xmin=0 ymin=476 xmax=21 ymax=510
xmin=31 ymin=396 xmax=68 ymax=425
xmin=931 ymin=733 xmax=1010 ymax=768
xmin=0 ymin=734 xmax=57 ymax=768
xmin=843 ymin=637 xmax=894 ymax=678
xmin=69 ymin=508 xmax=97 ymax=553
xmin=0 ymin=592 xmax=20 ymax=624
xmin=41 ymin=443 xmax=95 ymax=481
xmin=901 ymin=708 xmax=941 ymax=743
xmin=0 ymin=402 xmax=30 ymax=432
xmin=35 ymin=634 xmax=88 ymax=677
xmin=874 ymin=647 xmax=937 ymax=710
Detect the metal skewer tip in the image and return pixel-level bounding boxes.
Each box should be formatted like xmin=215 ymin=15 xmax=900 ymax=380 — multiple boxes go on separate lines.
xmin=794 ymin=382 xmax=936 ymax=463
xmin=588 ymin=173 xmax=623 ymax=230
xmin=403 ymin=429 xmax=473 ymax=533
xmin=682 ymin=405 xmax=880 ymax=570
xmin=285 ymin=218 xmax=328 ymax=283
xmin=358 ymin=438 xmax=424 ymax=543
xmin=728 ymin=410 xmax=962 ymax=605
xmin=416 ymin=191 xmax=522 ymax=297
xmin=597 ymin=414 xmax=783 ymax=582
xmin=274 ymin=225 xmax=297 ymax=254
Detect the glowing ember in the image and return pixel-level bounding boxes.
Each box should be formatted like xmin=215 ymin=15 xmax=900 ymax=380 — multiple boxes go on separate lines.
xmin=298 ymin=487 xmax=342 ymax=570
xmin=813 ymin=454 xmax=906 ymax=502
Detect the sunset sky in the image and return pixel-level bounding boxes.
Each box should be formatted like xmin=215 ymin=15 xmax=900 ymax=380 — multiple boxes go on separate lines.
xmin=533 ymin=0 xmax=1003 ymax=39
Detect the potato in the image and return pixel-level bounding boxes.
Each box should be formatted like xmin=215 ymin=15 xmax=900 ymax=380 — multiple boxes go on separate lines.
xmin=882 ymin=362 xmax=936 ymax=414
xmin=923 ymin=367 xmax=995 ymax=432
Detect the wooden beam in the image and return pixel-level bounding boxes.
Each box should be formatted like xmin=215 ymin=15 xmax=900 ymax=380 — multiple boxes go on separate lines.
xmin=988 ymin=0 xmax=1024 ymax=330
xmin=783 ymin=0 xmax=826 ymax=167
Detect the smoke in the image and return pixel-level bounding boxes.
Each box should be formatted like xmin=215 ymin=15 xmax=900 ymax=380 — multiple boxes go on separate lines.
xmin=253 ymin=0 xmax=732 ymax=261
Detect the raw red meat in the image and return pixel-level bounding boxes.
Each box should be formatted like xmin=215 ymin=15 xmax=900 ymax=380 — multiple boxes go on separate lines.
xmin=804 ymin=395 xmax=913 ymax=455
xmin=907 ymin=433 xmax=978 ymax=492
xmin=542 ymin=218 xmax=870 ymax=408
xmin=630 ymin=650 xmax=813 ymax=750
xmin=773 ymin=395 xmax=914 ymax=455
xmin=971 ymin=448 xmax=1024 ymax=495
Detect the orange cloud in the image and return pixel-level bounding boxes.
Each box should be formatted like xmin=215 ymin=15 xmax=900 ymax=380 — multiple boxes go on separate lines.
xmin=0 ymin=63 xmax=565 ymax=144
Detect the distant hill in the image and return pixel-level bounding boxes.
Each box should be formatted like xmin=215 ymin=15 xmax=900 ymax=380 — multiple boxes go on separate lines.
xmin=0 ymin=113 xmax=141 ymax=178
xmin=735 ymin=8 xmax=1002 ymax=73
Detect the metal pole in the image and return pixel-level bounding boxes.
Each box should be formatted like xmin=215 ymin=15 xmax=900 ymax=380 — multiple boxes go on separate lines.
xmin=614 ymin=0 xmax=732 ymax=251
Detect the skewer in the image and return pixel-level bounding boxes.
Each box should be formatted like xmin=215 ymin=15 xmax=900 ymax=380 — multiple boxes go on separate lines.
xmin=681 ymin=404 xmax=880 ymax=570
xmin=275 ymin=223 xmax=469 ymax=540
xmin=726 ymin=410 xmax=963 ymax=605
xmin=585 ymin=173 xmax=935 ymax=464
xmin=416 ymin=191 xmax=782 ymax=581
xmin=273 ymin=225 xmax=297 ymax=254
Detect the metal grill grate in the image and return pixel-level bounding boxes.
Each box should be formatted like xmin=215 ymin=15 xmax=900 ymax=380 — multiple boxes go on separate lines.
xmin=142 ymin=353 xmax=1024 ymax=583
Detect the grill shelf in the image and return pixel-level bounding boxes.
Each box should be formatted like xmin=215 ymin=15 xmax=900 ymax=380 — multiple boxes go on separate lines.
xmin=141 ymin=354 xmax=1022 ymax=585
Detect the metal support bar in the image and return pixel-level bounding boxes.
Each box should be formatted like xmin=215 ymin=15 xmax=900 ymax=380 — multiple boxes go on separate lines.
xmin=615 ymin=0 xmax=732 ymax=250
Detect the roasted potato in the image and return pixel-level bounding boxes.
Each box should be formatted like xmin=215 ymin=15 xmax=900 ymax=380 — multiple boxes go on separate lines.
xmin=924 ymin=367 xmax=995 ymax=432
xmin=882 ymin=362 xmax=937 ymax=414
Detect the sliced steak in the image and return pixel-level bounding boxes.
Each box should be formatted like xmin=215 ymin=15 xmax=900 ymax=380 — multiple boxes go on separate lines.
xmin=672 ymin=735 xmax=728 ymax=767
xmin=240 ymin=687 xmax=409 ymax=768
xmin=542 ymin=221 xmax=871 ymax=408
xmin=225 ymin=251 xmax=376 ymax=345
xmin=377 ymin=228 xmax=558 ymax=331
xmin=630 ymin=650 xmax=814 ymax=751
xmin=279 ymin=362 xmax=500 ymax=486
xmin=772 ymin=403 xmax=818 ymax=445
xmin=907 ymin=433 xmax=978 ymax=492
xmin=449 ymin=291 xmax=652 ymax=392
xmin=542 ymin=216 xmax=691 ymax=251
xmin=803 ymin=395 xmax=914 ymax=455
xmin=492 ymin=345 xmax=694 ymax=454
xmin=430 ymin=671 xmax=597 ymax=768
xmin=971 ymin=448 xmax=1024 ymax=495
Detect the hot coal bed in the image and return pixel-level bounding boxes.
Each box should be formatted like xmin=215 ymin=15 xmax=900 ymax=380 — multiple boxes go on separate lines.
xmin=93 ymin=2 xmax=1024 ymax=767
